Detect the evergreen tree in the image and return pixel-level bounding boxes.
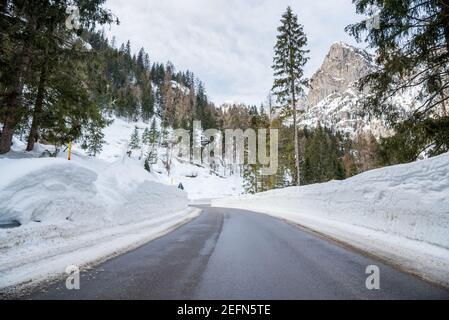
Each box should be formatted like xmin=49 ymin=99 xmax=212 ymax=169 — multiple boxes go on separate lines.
xmin=83 ymin=119 xmax=108 ymax=157
xmin=142 ymin=127 xmax=151 ymax=145
xmin=144 ymin=155 xmax=152 ymax=173
xmin=0 ymin=1 xmax=114 ymax=154
xmin=195 ymin=81 xmax=208 ymax=120
xmin=143 ymin=118 xmax=159 ymax=173
xmin=136 ymin=47 xmax=146 ymax=72
xmin=125 ymin=40 xmax=131 ymax=57
xmin=347 ymin=0 xmax=449 ymax=162
xmin=129 ymin=126 xmax=141 ymax=150
xmin=144 ymin=145 xmax=158 ymax=173
xmin=141 ymin=81 xmax=154 ymax=122
xmin=241 ymin=104 xmax=271 ymax=193
xmin=149 ymin=118 xmax=159 ymax=145
xmin=243 ymin=164 xmax=260 ymax=194
xmin=272 ymin=7 xmax=309 ymax=185
xmin=302 ymin=125 xmax=345 ymax=185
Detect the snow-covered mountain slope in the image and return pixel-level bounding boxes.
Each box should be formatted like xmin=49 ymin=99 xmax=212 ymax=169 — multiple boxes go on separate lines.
xmin=86 ymin=117 xmax=243 ymax=200
xmin=213 ymin=152 xmax=449 ymax=287
xmin=301 ymin=42 xmax=418 ymax=138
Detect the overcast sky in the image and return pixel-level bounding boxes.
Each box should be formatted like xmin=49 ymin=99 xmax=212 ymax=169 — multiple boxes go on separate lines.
xmin=105 ymin=0 xmax=367 ymax=106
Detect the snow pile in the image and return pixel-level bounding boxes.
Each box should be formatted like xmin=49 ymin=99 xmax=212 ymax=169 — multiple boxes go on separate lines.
xmin=0 ymin=155 xmax=198 ymax=291
xmin=0 ymin=157 xmax=189 ymax=225
xmin=213 ymin=153 xmax=449 ymax=286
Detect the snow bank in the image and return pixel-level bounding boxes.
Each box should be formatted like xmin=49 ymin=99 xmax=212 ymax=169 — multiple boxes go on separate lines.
xmin=0 ymin=155 xmax=198 ymax=291
xmin=213 ymin=153 xmax=449 ymax=287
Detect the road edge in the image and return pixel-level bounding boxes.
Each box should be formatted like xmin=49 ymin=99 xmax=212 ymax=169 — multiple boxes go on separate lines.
xmin=0 ymin=207 xmax=203 ymax=299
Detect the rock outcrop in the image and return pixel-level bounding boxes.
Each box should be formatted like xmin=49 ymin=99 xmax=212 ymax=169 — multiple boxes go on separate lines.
xmin=307 ymin=42 xmax=374 ymax=108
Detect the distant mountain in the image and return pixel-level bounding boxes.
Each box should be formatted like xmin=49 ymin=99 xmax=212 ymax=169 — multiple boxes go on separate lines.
xmin=307 ymin=42 xmax=375 ymax=107
xmin=301 ymin=42 xmax=417 ymax=138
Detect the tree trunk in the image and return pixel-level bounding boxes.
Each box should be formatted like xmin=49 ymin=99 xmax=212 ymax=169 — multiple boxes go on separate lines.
xmin=0 ymin=50 xmax=29 ymax=154
xmin=0 ymin=16 xmax=35 ymax=154
xmin=440 ymin=0 xmax=449 ymax=116
xmin=26 ymin=64 xmax=48 ymax=152
xmin=292 ymin=84 xmax=301 ymax=186
xmin=441 ymin=95 xmax=448 ymax=116
xmin=0 ymin=0 xmax=7 ymax=13
xmin=439 ymin=0 xmax=449 ymax=52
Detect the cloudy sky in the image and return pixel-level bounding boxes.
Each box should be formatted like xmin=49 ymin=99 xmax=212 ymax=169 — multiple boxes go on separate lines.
xmin=105 ymin=0 xmax=367 ymax=106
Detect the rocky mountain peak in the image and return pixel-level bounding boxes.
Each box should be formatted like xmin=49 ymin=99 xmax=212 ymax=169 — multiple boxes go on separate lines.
xmin=299 ymin=42 xmax=415 ymax=139
xmin=307 ymin=42 xmax=374 ymax=108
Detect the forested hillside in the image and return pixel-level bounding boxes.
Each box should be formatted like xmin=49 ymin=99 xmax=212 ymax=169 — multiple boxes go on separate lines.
xmin=0 ymin=1 xmax=382 ymax=195
xmin=3 ymin=1 xmax=445 ymax=197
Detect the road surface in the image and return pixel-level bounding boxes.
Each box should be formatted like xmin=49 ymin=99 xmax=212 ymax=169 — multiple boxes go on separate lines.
xmin=26 ymin=206 xmax=449 ymax=300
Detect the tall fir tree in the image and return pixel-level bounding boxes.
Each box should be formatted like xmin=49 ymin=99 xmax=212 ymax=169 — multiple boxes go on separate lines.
xmin=142 ymin=127 xmax=151 ymax=146
xmin=149 ymin=118 xmax=159 ymax=145
xmin=272 ymin=6 xmax=309 ymax=186
xmin=144 ymin=143 xmax=158 ymax=173
xmin=83 ymin=119 xmax=108 ymax=157
xmin=129 ymin=126 xmax=141 ymax=150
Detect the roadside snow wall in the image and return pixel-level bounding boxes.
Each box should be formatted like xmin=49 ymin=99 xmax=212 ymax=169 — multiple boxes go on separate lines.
xmin=0 ymin=157 xmax=194 ymax=291
xmin=213 ymin=152 xmax=449 ymax=286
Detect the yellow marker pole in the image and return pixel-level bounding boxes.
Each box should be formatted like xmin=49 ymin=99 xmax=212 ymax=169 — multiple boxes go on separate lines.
xmin=68 ymin=141 xmax=72 ymax=161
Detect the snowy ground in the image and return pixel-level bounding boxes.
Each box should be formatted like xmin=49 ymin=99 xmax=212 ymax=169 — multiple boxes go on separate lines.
xmin=213 ymin=152 xmax=449 ymax=287
xmin=84 ymin=117 xmax=243 ymax=201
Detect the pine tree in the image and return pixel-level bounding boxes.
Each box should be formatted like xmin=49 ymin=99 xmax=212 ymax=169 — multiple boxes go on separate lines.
xmin=83 ymin=120 xmax=107 ymax=157
xmin=149 ymin=118 xmax=159 ymax=145
xmin=346 ymin=0 xmax=449 ymax=161
xmin=129 ymin=126 xmax=141 ymax=150
xmin=0 ymin=1 xmax=114 ymax=154
xmin=272 ymin=7 xmax=309 ymax=186
xmin=142 ymin=127 xmax=151 ymax=145
xmin=125 ymin=40 xmax=132 ymax=57
xmin=243 ymin=164 xmax=259 ymax=194
xmin=302 ymin=125 xmax=346 ymax=185
xmin=137 ymin=48 xmax=146 ymax=72
xmin=143 ymin=119 xmax=159 ymax=173
xmin=141 ymin=81 xmax=154 ymax=122
xmin=144 ymin=155 xmax=152 ymax=173
xmin=144 ymin=146 xmax=158 ymax=173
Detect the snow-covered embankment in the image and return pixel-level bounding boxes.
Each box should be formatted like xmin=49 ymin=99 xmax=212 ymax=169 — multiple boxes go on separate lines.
xmin=213 ymin=153 xmax=449 ymax=287
xmin=0 ymin=157 xmax=199 ymax=291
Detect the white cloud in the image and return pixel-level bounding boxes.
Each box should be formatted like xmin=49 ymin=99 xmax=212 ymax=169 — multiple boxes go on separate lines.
xmin=105 ymin=0 xmax=366 ymax=105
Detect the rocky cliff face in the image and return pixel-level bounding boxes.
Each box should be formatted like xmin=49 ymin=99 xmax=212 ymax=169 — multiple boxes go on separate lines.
xmin=307 ymin=42 xmax=374 ymax=108
xmin=301 ymin=42 xmax=415 ymax=138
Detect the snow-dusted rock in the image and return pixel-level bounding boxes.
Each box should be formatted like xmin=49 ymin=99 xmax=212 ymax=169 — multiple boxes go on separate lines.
xmin=307 ymin=42 xmax=374 ymax=108
xmin=302 ymin=42 xmax=417 ymax=138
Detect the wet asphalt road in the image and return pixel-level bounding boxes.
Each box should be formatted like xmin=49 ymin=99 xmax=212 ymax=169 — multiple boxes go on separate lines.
xmin=27 ymin=206 xmax=449 ymax=300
